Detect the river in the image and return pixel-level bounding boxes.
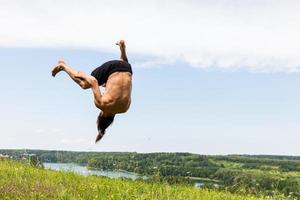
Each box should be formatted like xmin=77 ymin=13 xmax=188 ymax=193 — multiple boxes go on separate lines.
xmin=43 ymin=163 xmax=147 ymax=180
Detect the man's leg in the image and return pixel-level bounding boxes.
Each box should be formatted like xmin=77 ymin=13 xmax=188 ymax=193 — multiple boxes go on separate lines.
xmin=52 ymin=60 xmax=91 ymax=89
xmin=116 ymin=40 xmax=128 ymax=63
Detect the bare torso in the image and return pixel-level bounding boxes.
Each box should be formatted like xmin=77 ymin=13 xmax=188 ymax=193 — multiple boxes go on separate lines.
xmin=101 ymin=71 xmax=132 ymax=114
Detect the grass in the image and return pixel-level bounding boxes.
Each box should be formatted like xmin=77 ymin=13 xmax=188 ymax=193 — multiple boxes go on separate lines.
xmin=0 ymin=159 xmax=288 ymax=200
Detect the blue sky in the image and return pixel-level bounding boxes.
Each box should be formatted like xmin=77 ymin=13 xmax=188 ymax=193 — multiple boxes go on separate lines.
xmin=0 ymin=1 xmax=300 ymax=155
xmin=0 ymin=47 xmax=299 ymax=155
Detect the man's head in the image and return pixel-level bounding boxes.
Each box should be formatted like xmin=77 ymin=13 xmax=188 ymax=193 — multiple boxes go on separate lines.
xmin=95 ymin=112 xmax=115 ymax=143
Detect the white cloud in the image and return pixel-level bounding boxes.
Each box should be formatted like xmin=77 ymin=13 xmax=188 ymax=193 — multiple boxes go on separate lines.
xmin=1 ymin=0 xmax=300 ymax=72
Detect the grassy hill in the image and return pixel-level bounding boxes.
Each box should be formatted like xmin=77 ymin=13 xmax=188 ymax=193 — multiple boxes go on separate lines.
xmin=0 ymin=159 xmax=287 ymax=200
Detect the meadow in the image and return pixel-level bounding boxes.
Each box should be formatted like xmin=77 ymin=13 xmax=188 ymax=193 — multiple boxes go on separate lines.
xmin=0 ymin=159 xmax=288 ymax=200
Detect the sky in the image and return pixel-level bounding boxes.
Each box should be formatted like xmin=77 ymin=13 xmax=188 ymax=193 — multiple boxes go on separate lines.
xmin=0 ymin=0 xmax=300 ymax=155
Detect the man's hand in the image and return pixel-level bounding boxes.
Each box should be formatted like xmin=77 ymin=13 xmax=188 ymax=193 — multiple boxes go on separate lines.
xmin=58 ymin=60 xmax=66 ymax=64
xmin=116 ymin=40 xmax=126 ymax=49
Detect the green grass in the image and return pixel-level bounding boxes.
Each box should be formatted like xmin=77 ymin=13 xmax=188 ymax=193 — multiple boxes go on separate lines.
xmin=0 ymin=159 xmax=288 ymax=200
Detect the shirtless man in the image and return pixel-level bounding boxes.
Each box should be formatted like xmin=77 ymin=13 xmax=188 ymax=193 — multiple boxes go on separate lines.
xmin=51 ymin=40 xmax=132 ymax=143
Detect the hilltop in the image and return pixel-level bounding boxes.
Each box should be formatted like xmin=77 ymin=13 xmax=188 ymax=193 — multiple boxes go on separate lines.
xmin=0 ymin=159 xmax=283 ymax=200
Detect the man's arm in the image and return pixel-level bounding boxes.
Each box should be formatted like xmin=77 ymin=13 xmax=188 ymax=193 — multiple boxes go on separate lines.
xmin=116 ymin=40 xmax=128 ymax=63
xmin=91 ymin=84 xmax=104 ymax=109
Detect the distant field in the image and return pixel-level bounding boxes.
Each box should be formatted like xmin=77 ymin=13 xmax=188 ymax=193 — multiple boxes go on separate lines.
xmin=0 ymin=159 xmax=283 ymax=200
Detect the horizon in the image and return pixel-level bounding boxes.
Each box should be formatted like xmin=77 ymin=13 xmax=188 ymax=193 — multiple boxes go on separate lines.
xmin=1 ymin=148 xmax=300 ymax=157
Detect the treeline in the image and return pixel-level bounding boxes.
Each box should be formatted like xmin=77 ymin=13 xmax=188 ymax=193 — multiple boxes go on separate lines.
xmin=213 ymin=155 xmax=300 ymax=172
xmin=86 ymin=153 xmax=221 ymax=178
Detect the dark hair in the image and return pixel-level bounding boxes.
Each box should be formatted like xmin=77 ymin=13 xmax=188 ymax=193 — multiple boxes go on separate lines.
xmin=95 ymin=113 xmax=115 ymax=143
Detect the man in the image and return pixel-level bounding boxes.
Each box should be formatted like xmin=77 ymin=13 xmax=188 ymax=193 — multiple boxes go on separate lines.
xmin=51 ymin=40 xmax=132 ymax=142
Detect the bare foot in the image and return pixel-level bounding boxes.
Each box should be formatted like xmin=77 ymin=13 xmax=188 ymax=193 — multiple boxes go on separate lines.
xmin=87 ymin=76 xmax=98 ymax=87
xmin=84 ymin=76 xmax=98 ymax=88
xmin=116 ymin=40 xmax=126 ymax=48
xmin=51 ymin=61 xmax=66 ymax=77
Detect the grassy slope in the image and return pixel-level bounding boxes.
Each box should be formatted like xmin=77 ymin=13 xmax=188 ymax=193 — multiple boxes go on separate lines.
xmin=0 ymin=160 xmax=285 ymax=200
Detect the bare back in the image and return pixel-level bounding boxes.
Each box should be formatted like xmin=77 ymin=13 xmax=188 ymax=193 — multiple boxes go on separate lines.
xmin=101 ymin=72 xmax=132 ymax=114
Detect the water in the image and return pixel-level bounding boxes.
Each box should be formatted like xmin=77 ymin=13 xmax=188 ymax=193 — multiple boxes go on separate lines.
xmin=194 ymin=182 xmax=204 ymax=188
xmin=44 ymin=163 xmax=147 ymax=180
xmin=44 ymin=163 xmax=202 ymax=187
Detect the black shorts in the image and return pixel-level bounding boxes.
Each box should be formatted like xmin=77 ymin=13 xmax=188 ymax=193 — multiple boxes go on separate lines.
xmin=91 ymin=60 xmax=133 ymax=85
